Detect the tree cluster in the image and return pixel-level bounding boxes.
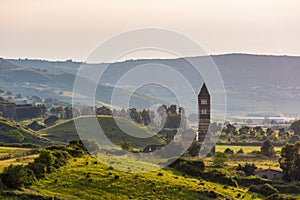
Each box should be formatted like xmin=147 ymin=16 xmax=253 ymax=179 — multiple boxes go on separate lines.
xmin=279 ymin=141 xmax=300 ymax=182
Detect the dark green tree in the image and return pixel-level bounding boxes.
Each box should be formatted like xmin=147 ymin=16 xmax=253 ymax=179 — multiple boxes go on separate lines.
xmin=34 ymin=150 xmax=55 ymax=173
xmin=260 ymin=140 xmax=275 ymax=157
xmin=44 ymin=115 xmax=59 ymax=126
xmin=237 ymin=163 xmax=257 ymax=176
xmin=279 ymin=142 xmax=300 ymax=181
xmin=224 ymin=148 xmax=234 ymax=154
xmin=291 ymin=119 xmax=300 ymax=135
xmin=187 ymin=141 xmax=201 ymax=157
xmin=0 ymin=165 xmax=34 ymax=189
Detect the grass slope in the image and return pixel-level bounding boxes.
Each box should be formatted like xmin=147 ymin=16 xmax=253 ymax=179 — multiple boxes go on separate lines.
xmin=41 ymin=116 xmax=165 ymax=149
xmin=0 ymin=117 xmax=51 ymax=147
xmin=30 ymin=156 xmax=260 ymax=200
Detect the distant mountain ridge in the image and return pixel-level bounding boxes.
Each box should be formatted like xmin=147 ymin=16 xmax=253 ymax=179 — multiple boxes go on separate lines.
xmin=0 ymin=59 xmax=163 ymax=110
xmin=4 ymin=54 xmax=300 ymax=116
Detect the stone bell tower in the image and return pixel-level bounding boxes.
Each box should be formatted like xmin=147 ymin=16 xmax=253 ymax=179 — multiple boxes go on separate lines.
xmin=198 ymin=83 xmax=215 ymax=155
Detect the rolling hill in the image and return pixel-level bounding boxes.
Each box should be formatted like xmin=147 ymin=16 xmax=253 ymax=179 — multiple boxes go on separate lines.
xmin=0 ymin=117 xmax=51 ymax=147
xmin=40 ymin=116 xmax=165 ymax=149
xmin=28 ymin=156 xmax=258 ymax=200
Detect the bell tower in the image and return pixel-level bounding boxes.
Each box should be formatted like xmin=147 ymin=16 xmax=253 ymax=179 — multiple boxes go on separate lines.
xmin=198 ymin=83 xmax=215 ymax=155
xmin=198 ymin=83 xmax=210 ymax=142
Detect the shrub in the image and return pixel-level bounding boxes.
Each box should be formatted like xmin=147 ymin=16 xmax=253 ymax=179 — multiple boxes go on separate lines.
xmin=236 ymin=177 xmax=270 ymax=187
xmin=52 ymin=150 xmax=71 ymax=168
xmin=224 ymin=148 xmax=234 ymax=154
xmin=157 ymin=172 xmax=164 ymax=176
xmin=237 ymin=148 xmax=244 ymax=154
xmin=236 ymin=163 xmax=257 ymax=176
xmin=201 ymin=170 xmax=238 ymax=187
xmin=169 ymin=158 xmax=205 ymax=177
xmin=0 ymin=165 xmax=34 ymax=189
xmin=249 ymin=183 xmax=278 ymax=197
xmin=120 ymin=141 xmax=132 ymax=151
xmin=266 ymin=193 xmax=297 ymax=200
xmin=213 ymin=152 xmax=228 ymax=167
xmin=27 ymin=162 xmax=47 ymax=179
xmin=34 ymin=150 xmax=55 ymax=173
xmin=273 ymin=184 xmax=300 ymax=194
xmin=187 ymin=141 xmax=201 ymax=157
xmin=207 ymin=191 xmax=218 ymax=198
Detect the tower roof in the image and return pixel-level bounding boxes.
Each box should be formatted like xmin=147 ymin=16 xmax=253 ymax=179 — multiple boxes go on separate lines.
xmin=198 ymin=83 xmax=210 ymax=97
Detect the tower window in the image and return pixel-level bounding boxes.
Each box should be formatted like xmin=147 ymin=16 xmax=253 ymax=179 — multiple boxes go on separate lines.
xmin=201 ymin=109 xmax=207 ymax=114
xmin=201 ymin=99 xmax=208 ymax=105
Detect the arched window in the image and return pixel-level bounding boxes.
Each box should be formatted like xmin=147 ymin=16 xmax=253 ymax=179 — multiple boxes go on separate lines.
xmin=201 ymin=99 xmax=208 ymax=105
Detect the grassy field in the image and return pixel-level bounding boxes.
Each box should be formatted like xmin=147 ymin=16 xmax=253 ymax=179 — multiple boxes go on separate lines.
xmin=30 ymin=156 xmax=261 ymax=200
xmin=40 ymin=116 xmax=165 ymax=148
xmin=0 ymin=147 xmax=38 ymax=172
xmin=204 ymin=145 xmax=282 ymax=170
xmin=0 ymin=147 xmax=32 ymax=158
xmin=216 ymin=145 xmax=282 ymax=154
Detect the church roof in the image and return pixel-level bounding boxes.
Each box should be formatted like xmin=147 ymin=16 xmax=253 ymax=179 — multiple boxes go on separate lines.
xmin=198 ymin=83 xmax=210 ymax=97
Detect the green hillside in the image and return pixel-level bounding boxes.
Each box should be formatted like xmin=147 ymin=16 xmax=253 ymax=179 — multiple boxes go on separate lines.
xmin=30 ymin=156 xmax=258 ymax=200
xmin=41 ymin=116 xmax=165 ymax=149
xmin=0 ymin=117 xmax=51 ymax=147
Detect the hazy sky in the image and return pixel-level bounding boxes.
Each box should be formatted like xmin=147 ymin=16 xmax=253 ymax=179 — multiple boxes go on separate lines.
xmin=0 ymin=0 xmax=299 ymax=61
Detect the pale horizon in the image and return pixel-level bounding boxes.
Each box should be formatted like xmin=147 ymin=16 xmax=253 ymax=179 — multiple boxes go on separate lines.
xmin=1 ymin=0 xmax=299 ymax=61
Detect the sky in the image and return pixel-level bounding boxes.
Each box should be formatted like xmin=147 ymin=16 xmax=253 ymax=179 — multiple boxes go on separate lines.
xmin=0 ymin=0 xmax=299 ymax=61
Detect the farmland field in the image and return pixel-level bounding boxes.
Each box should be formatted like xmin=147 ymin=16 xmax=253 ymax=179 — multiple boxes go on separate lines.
xmin=216 ymin=145 xmax=282 ymax=154
xmin=0 ymin=147 xmax=38 ymax=172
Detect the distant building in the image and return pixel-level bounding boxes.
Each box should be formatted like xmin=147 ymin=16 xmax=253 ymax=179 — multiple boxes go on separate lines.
xmin=232 ymin=116 xmax=295 ymax=124
xmin=255 ymin=168 xmax=283 ymax=180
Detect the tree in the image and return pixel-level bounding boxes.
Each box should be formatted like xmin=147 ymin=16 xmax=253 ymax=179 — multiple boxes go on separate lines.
xmin=50 ymin=106 xmax=64 ymax=118
xmin=279 ymin=142 xmax=300 ymax=181
xmin=0 ymin=165 xmax=34 ymax=189
xmin=120 ymin=141 xmax=132 ymax=151
xmin=34 ymin=150 xmax=55 ymax=173
xmin=34 ymin=150 xmax=55 ymax=166
xmin=237 ymin=148 xmax=244 ymax=154
xmin=237 ymin=163 xmax=257 ymax=176
xmin=27 ymin=120 xmax=45 ymax=131
xmin=44 ymin=115 xmax=59 ymax=126
xmin=213 ymin=152 xmax=228 ymax=167
xmin=224 ymin=148 xmax=234 ymax=154
xmin=187 ymin=141 xmax=201 ymax=157
xmin=291 ymin=119 xmax=300 ymax=135
xmin=96 ymin=106 xmax=112 ymax=116
xmin=128 ymin=108 xmax=141 ymax=123
xmin=260 ymin=140 xmax=275 ymax=157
